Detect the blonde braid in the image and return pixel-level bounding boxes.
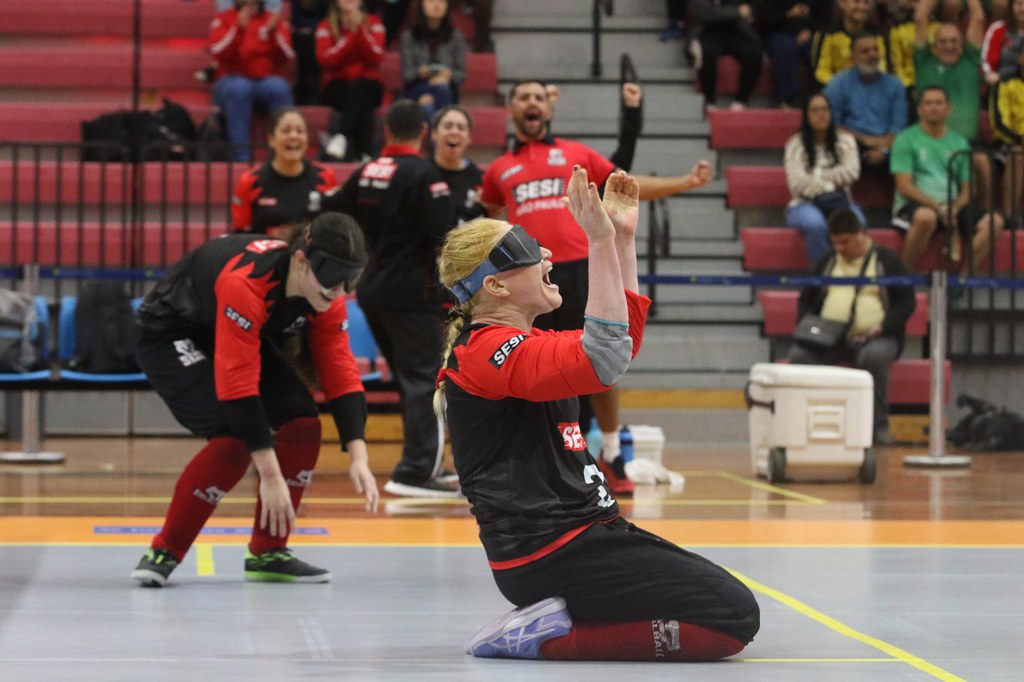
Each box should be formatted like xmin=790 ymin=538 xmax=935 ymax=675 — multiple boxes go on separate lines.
xmin=431 ymin=217 xmax=509 ymax=420
xmin=432 ymin=306 xmax=472 ymax=418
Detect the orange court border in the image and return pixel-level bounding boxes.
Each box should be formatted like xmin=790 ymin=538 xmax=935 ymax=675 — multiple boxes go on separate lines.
xmin=4 ymin=515 xmax=1024 ymax=548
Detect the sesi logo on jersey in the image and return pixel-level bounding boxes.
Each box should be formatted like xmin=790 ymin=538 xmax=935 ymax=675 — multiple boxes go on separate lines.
xmin=245 ymin=239 xmax=287 ymax=254
xmin=429 ymin=181 xmax=451 ymax=198
xmin=489 ymin=334 xmax=525 ymax=368
xmin=558 ymin=422 xmax=586 ymax=451
xmin=360 ymin=159 xmax=398 ymax=183
xmin=224 ymin=305 xmax=253 ymax=331
xmin=513 ymin=178 xmax=565 ymax=205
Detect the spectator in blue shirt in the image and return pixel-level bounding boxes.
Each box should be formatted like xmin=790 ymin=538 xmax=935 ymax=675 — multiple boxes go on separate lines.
xmin=824 ymin=31 xmax=908 ymax=173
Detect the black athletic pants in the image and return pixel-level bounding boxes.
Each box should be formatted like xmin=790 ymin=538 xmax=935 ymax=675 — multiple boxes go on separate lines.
xmin=136 ymin=331 xmax=318 ymax=439
xmin=492 ymin=517 xmax=760 ymax=644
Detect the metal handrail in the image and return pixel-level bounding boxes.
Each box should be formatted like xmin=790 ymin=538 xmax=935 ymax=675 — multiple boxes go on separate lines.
xmin=590 ymin=0 xmax=615 ymax=78
xmin=944 ymin=147 xmax=1021 ymax=358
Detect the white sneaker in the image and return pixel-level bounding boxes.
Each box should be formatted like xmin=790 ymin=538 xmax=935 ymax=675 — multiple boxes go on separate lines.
xmin=383 ymin=477 xmax=462 ymax=499
xmin=465 ymin=597 xmax=573 ymax=659
xmin=320 ymin=132 xmax=347 ymax=160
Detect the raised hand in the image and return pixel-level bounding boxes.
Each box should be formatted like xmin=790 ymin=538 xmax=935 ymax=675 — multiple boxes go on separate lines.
xmin=689 ymin=159 xmax=713 ymax=189
xmin=602 ymin=170 xmax=640 ymax=238
xmin=562 ymin=165 xmax=615 ymax=242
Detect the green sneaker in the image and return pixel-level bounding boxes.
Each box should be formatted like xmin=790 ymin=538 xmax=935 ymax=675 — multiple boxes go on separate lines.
xmin=131 ymin=548 xmax=179 ymax=587
xmin=244 ymin=547 xmax=331 ymax=583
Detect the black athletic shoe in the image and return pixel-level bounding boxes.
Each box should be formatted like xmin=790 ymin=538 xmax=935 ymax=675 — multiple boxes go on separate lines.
xmin=131 ymin=548 xmax=179 ymax=587
xmin=244 ymin=547 xmax=331 ymax=583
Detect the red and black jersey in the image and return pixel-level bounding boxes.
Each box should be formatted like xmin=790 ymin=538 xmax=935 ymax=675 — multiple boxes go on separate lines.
xmin=481 ymin=136 xmax=616 ymax=264
xmin=138 ymin=234 xmax=364 ymax=446
xmin=323 ymin=144 xmax=452 ymax=309
xmin=434 ymin=158 xmax=486 ymax=227
xmin=232 ymin=160 xmax=339 ymax=237
xmin=442 ymin=290 xmax=651 ymax=568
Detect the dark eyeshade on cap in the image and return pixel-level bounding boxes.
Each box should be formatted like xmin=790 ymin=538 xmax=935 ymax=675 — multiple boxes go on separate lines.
xmin=305 ymin=244 xmax=365 ymax=292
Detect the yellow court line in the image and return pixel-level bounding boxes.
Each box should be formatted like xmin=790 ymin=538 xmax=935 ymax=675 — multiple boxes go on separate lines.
xmin=195 ymin=544 xmax=215 ymax=576
xmin=734 ymin=569 xmax=966 ymax=682
xmin=711 ymin=470 xmax=830 ymax=504
xmin=742 ymin=658 xmax=900 ymax=663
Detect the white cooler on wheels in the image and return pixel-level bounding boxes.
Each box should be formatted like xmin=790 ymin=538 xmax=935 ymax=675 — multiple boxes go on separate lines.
xmin=746 ymin=362 xmax=877 ymax=484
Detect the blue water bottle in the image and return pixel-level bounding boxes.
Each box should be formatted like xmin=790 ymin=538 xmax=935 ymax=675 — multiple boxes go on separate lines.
xmin=586 ymin=417 xmax=602 ymax=458
xmin=619 ymin=425 xmax=634 ymax=463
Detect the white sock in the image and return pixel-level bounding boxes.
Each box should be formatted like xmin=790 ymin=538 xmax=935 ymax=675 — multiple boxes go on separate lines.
xmin=601 ymin=431 xmax=620 ymax=462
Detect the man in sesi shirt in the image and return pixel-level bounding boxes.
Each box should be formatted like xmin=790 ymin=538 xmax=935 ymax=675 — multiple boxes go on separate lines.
xmin=323 ymin=99 xmax=456 ymax=498
xmin=130 ymin=212 xmax=379 ymax=588
xmin=481 ymin=79 xmax=713 ymax=495
xmin=436 ymin=168 xmax=759 ymax=662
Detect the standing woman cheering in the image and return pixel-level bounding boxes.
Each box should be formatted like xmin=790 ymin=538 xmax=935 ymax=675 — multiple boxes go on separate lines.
xmin=232 ymin=107 xmax=340 ymax=239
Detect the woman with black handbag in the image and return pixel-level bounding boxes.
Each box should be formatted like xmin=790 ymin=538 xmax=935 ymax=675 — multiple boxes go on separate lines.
xmin=784 ymin=93 xmax=868 ymax=265
xmin=787 ymin=210 xmax=916 ymax=446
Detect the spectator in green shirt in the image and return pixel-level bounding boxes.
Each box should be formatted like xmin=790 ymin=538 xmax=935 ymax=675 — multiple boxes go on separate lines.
xmin=890 ymin=86 xmax=1004 ymax=275
xmin=912 ymin=0 xmax=993 ymax=203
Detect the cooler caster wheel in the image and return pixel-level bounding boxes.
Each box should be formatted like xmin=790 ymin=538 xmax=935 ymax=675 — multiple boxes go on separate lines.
xmin=859 ymin=448 xmax=877 ymax=484
xmin=767 ymin=447 xmax=787 ymax=483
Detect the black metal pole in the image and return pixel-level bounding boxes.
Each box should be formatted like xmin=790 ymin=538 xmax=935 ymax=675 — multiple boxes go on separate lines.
xmin=132 ymin=0 xmax=141 ymax=111
xmin=590 ymin=1 xmax=602 ymax=78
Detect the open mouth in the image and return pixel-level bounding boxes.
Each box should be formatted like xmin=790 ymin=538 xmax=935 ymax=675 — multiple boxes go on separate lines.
xmin=318 ymin=288 xmax=337 ymax=306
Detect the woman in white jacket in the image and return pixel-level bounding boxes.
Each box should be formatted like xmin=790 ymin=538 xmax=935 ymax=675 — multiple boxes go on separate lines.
xmin=784 ymin=93 xmax=866 ymax=264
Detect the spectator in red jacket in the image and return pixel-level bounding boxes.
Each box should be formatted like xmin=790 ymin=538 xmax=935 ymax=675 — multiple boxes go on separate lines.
xmin=982 ymin=0 xmax=1024 ymax=85
xmin=316 ymin=0 xmax=387 ymax=161
xmin=209 ymin=0 xmax=295 ymax=162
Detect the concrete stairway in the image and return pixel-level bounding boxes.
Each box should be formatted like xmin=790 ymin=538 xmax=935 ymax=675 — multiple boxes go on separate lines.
xmin=493 ymin=0 xmax=765 ymax=390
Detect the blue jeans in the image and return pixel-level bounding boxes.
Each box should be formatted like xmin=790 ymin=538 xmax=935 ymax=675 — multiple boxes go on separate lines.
xmin=402 ymin=80 xmax=455 ymax=122
xmin=216 ymin=0 xmax=282 ymax=10
xmin=765 ymin=32 xmax=812 ymax=106
xmin=212 ymin=75 xmax=293 ymax=162
xmin=786 ymin=201 xmax=867 ymax=265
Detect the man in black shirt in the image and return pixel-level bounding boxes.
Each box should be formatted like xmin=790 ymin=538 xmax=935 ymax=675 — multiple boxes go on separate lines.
xmin=323 ymin=99 xmax=457 ymax=497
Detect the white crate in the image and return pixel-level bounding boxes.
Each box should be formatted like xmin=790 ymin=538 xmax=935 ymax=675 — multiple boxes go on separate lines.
xmin=627 ymin=424 xmax=666 ymax=464
xmin=747 ymin=363 xmax=875 ymax=483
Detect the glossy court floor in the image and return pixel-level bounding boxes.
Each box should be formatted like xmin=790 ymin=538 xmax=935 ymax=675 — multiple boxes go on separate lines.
xmin=1 ymin=408 xmax=1023 ymax=681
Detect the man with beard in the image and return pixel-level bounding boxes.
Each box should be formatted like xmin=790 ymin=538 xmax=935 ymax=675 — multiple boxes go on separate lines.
xmin=824 ymin=31 xmax=908 ymax=173
xmin=480 ymin=79 xmax=712 ymax=495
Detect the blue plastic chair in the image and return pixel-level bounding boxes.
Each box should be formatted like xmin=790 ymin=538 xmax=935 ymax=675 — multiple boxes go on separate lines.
xmin=345 ymin=298 xmax=385 ymax=383
xmin=57 ymin=296 xmax=147 ymax=383
xmin=0 ymin=295 xmax=52 ymax=382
